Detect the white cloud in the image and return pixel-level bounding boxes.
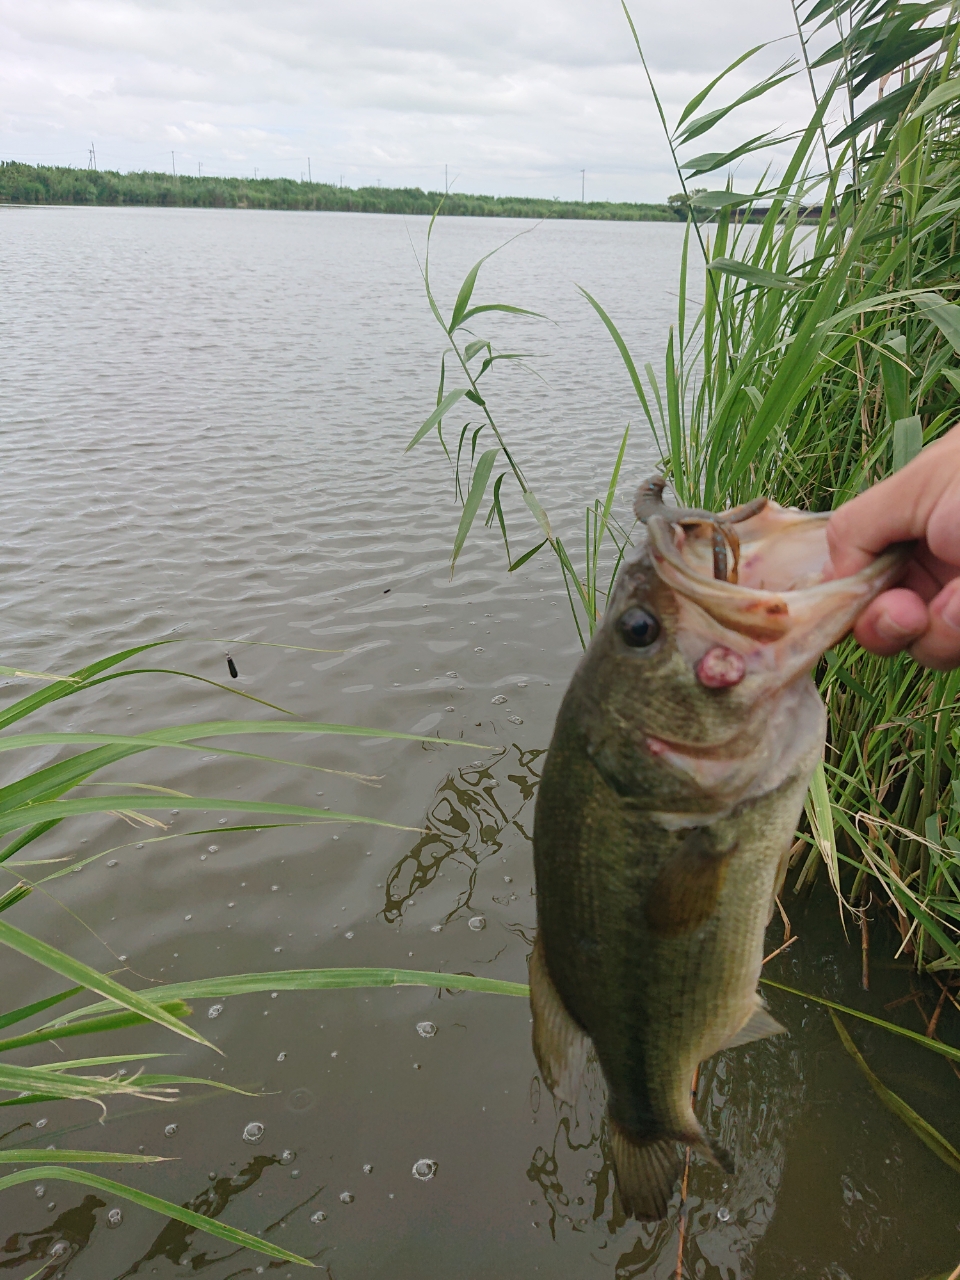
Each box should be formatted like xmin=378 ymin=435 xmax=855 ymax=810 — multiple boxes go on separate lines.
xmin=0 ymin=0 xmax=827 ymax=200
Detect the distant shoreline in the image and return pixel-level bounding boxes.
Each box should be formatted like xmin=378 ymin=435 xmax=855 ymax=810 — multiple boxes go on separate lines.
xmin=0 ymin=162 xmax=682 ymax=222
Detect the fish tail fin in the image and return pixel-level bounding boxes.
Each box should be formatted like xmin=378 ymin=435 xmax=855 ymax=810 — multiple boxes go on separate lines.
xmin=609 ymin=1120 xmax=735 ymax=1220
xmin=529 ymin=934 xmax=590 ymax=1104
xmin=609 ymin=1120 xmax=685 ymax=1221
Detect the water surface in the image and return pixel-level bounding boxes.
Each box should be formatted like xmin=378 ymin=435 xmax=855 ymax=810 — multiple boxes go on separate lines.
xmin=0 ymin=207 xmax=957 ymax=1279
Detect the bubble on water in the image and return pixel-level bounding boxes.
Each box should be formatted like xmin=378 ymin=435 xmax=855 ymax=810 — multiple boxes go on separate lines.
xmin=227 ymin=901 xmax=234 ymax=907
xmin=507 ymin=716 xmax=523 ymax=725
xmin=503 ymin=876 xmax=513 ymax=883
xmin=35 ymin=1184 xmax=44 ymax=1197
xmin=271 ymin=992 xmax=279 ymax=999
xmin=35 ymin=1119 xmax=47 ymax=1129
xmin=330 ymin=1050 xmax=338 ymax=1058
xmin=274 ymin=947 xmax=283 ymax=953
xmin=339 ymin=1191 xmax=354 ymax=1204
xmin=287 ymin=1087 xmax=315 ymax=1113
xmin=470 ymin=761 xmax=485 ymax=768
xmin=271 ymin=885 xmax=279 ymax=892
xmin=445 ymin=671 xmax=457 ymax=678
xmin=444 ymin=705 xmax=455 ymax=712
xmin=345 ymin=931 xmax=354 ymax=939
xmin=474 ymin=647 xmax=484 ymax=653
xmin=279 ymin=1149 xmax=295 ymax=1165
xmin=106 ymin=1207 xmax=123 ymax=1228
xmin=416 ymin=1021 xmax=437 ymax=1038
xmin=118 ymin=954 xmax=128 ymax=962
xmin=164 ymin=1124 xmax=178 ymax=1138
xmin=242 ymin=1121 xmax=265 ymax=1144
xmin=717 ymin=1207 xmax=731 ymax=1222
xmin=290 ymin=1169 xmax=301 ymax=1178
xmin=518 ymin=681 xmax=528 ymax=688
xmin=107 ymin=859 xmax=118 ymax=866
xmin=491 ymin=694 xmax=508 ymax=704
xmin=208 ymin=845 xmax=219 ymax=853
xmin=184 ymin=914 xmax=192 ymax=921
xmin=430 ymin=924 xmax=443 ymax=933
xmin=200 ymin=854 xmax=207 ymax=861
xmin=218 ymin=818 xmax=226 ymax=824
xmin=207 ymin=1003 xmax=223 ymax=1019
xmin=468 ymin=916 xmax=486 ymax=931
xmin=363 ymin=1163 xmax=373 ymax=1174
xmin=277 ymin=1051 xmax=287 ymax=1061
xmin=47 ymin=1201 xmax=56 ymax=1211
xmin=49 ymin=1241 xmax=68 ymax=1258
xmin=412 ymin=1159 xmax=437 ymax=1181
xmin=311 ymin=1210 xmax=327 ymax=1223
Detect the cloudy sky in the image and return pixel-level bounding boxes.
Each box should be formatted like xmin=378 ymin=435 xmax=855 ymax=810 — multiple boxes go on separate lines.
xmin=0 ymin=0 xmax=828 ymax=201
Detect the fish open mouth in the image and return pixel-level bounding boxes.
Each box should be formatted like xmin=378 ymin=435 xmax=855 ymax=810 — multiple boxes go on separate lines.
xmin=640 ymin=486 xmax=909 ymax=686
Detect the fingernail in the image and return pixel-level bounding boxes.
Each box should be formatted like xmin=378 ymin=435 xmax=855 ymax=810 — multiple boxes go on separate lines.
xmin=940 ymin=591 xmax=960 ymax=632
xmin=874 ymin=611 xmax=918 ymax=643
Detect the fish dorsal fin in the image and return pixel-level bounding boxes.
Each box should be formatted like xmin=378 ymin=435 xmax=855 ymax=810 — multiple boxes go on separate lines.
xmin=721 ymin=999 xmax=787 ymax=1050
xmin=528 ymin=935 xmax=590 ymax=1105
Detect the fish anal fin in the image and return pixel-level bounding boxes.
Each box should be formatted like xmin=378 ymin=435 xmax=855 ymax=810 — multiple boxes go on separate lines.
xmin=529 ymin=935 xmax=589 ymax=1105
xmin=720 ymin=999 xmax=787 ymax=1050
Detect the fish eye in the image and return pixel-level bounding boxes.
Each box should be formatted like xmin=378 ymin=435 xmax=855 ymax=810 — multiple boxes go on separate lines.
xmin=617 ymin=606 xmax=661 ymax=648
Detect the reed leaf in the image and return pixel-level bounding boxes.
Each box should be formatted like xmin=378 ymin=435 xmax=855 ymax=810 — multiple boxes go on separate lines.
xmin=0 ymin=1167 xmax=315 ymax=1266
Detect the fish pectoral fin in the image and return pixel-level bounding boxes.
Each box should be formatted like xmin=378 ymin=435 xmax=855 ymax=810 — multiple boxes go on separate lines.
xmin=609 ymin=1122 xmax=685 ymax=1221
xmin=720 ymin=999 xmax=787 ymax=1050
xmin=529 ymin=935 xmax=590 ymax=1105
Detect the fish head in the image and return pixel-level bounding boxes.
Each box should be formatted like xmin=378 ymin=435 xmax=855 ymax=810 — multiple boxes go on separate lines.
xmin=575 ymin=495 xmax=908 ymax=797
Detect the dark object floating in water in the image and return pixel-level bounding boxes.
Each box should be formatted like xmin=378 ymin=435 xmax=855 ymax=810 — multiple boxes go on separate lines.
xmin=384 ymin=588 xmax=391 ymax=593
xmin=226 ymin=656 xmax=239 ymax=679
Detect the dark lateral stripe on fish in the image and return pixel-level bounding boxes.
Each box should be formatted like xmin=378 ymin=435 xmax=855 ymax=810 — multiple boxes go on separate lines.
xmin=644 ymin=831 xmax=738 ymax=938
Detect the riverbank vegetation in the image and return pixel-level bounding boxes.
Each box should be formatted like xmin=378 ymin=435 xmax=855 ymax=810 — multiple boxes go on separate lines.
xmin=0 ymin=162 xmax=679 ymax=222
xmin=413 ymin=0 xmax=960 ymax=985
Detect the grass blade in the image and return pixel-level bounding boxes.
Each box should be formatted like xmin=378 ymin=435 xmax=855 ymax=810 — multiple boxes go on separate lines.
xmin=0 ymin=921 xmax=218 ymax=1053
xmin=0 ymin=1149 xmax=170 ymax=1163
xmin=830 ymin=1010 xmax=960 ymax=1176
xmin=0 ymin=1167 xmax=315 ymax=1266
xmin=451 ymin=448 xmax=499 ymax=572
xmin=761 ymin=978 xmax=960 ymax=1065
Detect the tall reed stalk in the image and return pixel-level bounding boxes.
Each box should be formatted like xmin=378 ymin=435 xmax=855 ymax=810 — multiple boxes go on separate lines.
xmin=411 ymin=0 xmax=960 ymax=975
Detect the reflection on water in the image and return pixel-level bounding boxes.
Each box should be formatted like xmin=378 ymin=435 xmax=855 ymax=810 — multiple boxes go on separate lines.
xmin=524 ymin=1041 xmax=796 ymax=1278
xmin=1 ymin=1195 xmax=105 ymax=1277
xmin=383 ymin=746 xmax=544 ymax=924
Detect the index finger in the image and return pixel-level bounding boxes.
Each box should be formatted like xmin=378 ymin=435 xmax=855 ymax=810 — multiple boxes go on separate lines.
xmin=826 ymin=426 xmax=960 ymax=577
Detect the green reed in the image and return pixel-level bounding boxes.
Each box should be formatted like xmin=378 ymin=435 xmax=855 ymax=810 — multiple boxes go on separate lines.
xmin=411 ymin=0 xmax=960 ymax=974
xmin=0 ymin=643 xmax=516 ymax=1259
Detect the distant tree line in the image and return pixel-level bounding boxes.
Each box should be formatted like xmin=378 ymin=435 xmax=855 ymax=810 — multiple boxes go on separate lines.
xmin=0 ymin=162 xmax=681 ymax=222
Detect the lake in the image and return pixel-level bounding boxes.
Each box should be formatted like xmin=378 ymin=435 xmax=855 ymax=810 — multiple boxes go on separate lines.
xmin=0 ymin=206 xmax=956 ymax=1279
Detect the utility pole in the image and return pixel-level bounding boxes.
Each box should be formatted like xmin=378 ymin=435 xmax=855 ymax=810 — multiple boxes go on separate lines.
xmin=198 ymin=161 xmax=201 ymax=177
xmin=307 ymin=157 xmax=312 ymax=183
xmin=171 ymin=150 xmax=176 ymax=177
xmin=88 ymin=142 xmax=97 ymax=171
xmin=254 ymin=167 xmax=258 ymax=180
xmin=581 ymin=169 xmax=585 ymax=203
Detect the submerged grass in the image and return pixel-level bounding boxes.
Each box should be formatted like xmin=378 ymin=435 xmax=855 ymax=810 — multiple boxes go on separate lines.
xmin=411 ymin=0 xmax=960 ymax=983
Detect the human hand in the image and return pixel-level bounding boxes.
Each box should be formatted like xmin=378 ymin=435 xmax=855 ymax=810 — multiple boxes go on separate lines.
xmin=826 ymin=423 xmax=960 ymax=669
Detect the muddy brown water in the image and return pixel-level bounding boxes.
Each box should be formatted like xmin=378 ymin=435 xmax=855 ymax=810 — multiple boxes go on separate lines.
xmin=0 ymin=207 xmax=957 ymax=1279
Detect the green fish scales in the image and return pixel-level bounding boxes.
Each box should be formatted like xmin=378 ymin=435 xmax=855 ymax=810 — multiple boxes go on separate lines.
xmin=530 ymin=478 xmax=908 ymax=1220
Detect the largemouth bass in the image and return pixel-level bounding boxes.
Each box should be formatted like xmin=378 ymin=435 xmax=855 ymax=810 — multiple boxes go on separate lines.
xmin=530 ymin=478 xmax=906 ymax=1220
